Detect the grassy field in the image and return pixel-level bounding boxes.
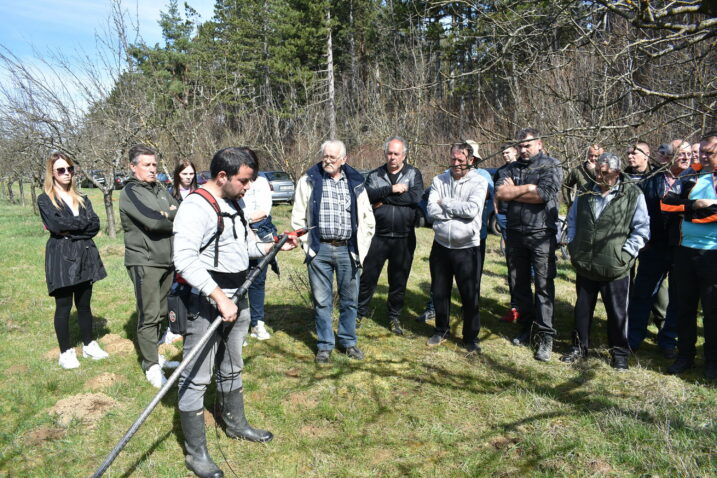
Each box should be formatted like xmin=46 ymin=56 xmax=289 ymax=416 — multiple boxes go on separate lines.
xmin=0 ymin=188 xmax=715 ymax=478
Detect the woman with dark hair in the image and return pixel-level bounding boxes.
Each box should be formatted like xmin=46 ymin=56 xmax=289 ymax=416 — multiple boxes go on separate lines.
xmin=37 ymin=152 xmax=108 ymax=369
xmin=170 ymin=159 xmax=198 ymax=202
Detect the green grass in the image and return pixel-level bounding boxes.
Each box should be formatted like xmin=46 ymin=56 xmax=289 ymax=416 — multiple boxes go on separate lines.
xmin=1 ymin=189 xmax=716 ymax=477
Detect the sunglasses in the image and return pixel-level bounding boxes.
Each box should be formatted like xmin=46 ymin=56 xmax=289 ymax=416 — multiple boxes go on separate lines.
xmin=54 ymin=166 xmax=75 ymax=175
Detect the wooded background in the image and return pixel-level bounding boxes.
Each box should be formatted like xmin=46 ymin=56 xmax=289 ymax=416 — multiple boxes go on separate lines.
xmin=1 ymin=0 xmax=716 ymax=236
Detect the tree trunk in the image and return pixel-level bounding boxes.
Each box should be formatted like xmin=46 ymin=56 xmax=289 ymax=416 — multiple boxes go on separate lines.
xmin=30 ymin=182 xmax=38 ymax=215
xmin=326 ymin=6 xmax=337 ymax=139
xmin=19 ymin=180 xmax=25 ymax=207
xmin=102 ymin=188 xmax=117 ymax=239
xmin=7 ymin=181 xmax=15 ymax=204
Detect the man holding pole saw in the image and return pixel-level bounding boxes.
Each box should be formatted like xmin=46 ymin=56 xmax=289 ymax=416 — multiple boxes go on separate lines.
xmin=173 ymin=147 xmax=298 ymax=478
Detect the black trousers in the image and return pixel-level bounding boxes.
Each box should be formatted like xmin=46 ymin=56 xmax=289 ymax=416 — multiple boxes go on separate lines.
xmin=358 ymin=234 xmax=416 ymax=321
xmin=506 ymin=230 xmax=557 ymax=336
xmin=429 ymin=241 xmax=481 ymax=344
xmin=573 ymin=274 xmax=630 ymax=358
xmin=53 ymin=281 xmax=94 ymax=352
xmin=672 ymin=247 xmax=717 ymax=361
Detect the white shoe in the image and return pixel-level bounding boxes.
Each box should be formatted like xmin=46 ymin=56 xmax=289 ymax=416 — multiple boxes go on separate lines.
xmin=82 ymin=340 xmax=109 ymax=360
xmin=250 ymin=321 xmax=271 ymax=340
xmin=243 ymin=338 xmax=249 ymax=347
xmin=164 ymin=329 xmax=183 ymax=344
xmin=158 ymin=354 xmax=180 ymax=370
xmin=59 ymin=349 xmax=80 ymax=369
xmin=145 ymin=364 xmax=167 ymax=388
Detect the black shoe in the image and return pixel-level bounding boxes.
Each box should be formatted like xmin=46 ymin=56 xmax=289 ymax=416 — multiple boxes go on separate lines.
xmin=611 ymin=355 xmax=629 ymax=370
xmin=534 ymin=334 xmax=553 ymax=362
xmin=705 ymin=360 xmax=717 ymax=380
xmin=416 ymin=309 xmax=436 ymax=322
xmin=427 ymin=332 xmax=448 ymax=346
xmin=180 ymin=409 xmax=224 ymax=478
xmin=389 ymin=319 xmax=404 ymax=335
xmin=315 ymin=349 xmax=332 ymax=364
xmin=221 ymin=389 xmax=273 ymax=443
xmin=660 ymin=347 xmax=678 ymax=360
xmin=344 ymin=346 xmax=365 ymax=360
xmin=666 ymin=356 xmax=694 ymax=375
xmin=560 ymin=346 xmax=586 ymax=363
xmin=463 ymin=341 xmax=482 ymax=354
xmin=512 ymin=327 xmax=531 ymax=347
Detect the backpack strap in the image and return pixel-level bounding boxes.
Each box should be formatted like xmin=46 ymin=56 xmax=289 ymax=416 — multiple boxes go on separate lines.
xmin=189 ymin=188 xmax=248 ymax=267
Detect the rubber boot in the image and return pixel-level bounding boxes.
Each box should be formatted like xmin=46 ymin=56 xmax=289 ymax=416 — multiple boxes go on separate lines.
xmin=180 ymin=409 xmax=224 ymax=478
xmin=221 ymin=388 xmax=273 ymax=443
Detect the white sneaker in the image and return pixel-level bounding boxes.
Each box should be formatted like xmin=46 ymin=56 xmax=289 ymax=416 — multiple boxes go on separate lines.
xmin=158 ymin=354 xmax=180 ymax=370
xmin=82 ymin=340 xmax=109 ymax=360
xmin=164 ymin=329 xmax=183 ymax=344
xmin=58 ymin=349 xmax=80 ymax=369
xmin=145 ymin=364 xmax=167 ymax=388
xmin=250 ymin=321 xmax=271 ymax=340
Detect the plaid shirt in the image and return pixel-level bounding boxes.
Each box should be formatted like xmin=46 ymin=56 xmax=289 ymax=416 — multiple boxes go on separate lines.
xmin=319 ymin=171 xmax=352 ymax=240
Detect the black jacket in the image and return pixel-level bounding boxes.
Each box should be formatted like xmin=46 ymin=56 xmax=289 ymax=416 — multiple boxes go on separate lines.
xmin=365 ymin=163 xmax=424 ymax=237
xmin=38 ymin=193 xmax=107 ymax=295
xmin=495 ymin=152 xmax=563 ymax=233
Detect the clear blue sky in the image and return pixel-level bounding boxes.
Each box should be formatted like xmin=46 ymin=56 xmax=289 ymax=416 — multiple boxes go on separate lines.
xmin=0 ymin=0 xmax=215 ymax=61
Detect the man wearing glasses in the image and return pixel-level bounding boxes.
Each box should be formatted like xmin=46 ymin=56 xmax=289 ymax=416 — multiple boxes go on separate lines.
xmin=291 ymin=140 xmax=375 ymax=363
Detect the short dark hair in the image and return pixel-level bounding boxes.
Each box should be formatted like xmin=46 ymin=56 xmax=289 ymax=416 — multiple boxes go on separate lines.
xmin=516 ymin=128 xmax=541 ymax=141
xmin=451 ymin=142 xmax=473 ymax=157
xmin=501 ymin=142 xmax=517 ymax=152
xmin=128 ymin=144 xmax=157 ymax=165
xmin=210 ymin=147 xmax=259 ymax=180
xmin=701 ymin=130 xmax=717 ymax=142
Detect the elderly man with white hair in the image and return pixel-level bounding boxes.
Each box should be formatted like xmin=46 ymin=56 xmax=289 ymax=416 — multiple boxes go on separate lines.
xmin=291 ymin=140 xmax=375 ymax=363
xmin=562 ymin=152 xmax=650 ymax=370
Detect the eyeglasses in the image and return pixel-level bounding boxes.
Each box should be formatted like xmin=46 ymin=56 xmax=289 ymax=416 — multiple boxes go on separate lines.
xmin=54 ymin=166 xmax=75 ymax=175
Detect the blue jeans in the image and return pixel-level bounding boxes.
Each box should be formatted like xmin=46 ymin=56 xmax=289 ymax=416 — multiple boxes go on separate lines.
xmin=308 ymin=243 xmax=359 ymax=351
xmin=627 ymin=245 xmax=678 ymax=351
xmin=248 ymin=216 xmax=277 ymax=328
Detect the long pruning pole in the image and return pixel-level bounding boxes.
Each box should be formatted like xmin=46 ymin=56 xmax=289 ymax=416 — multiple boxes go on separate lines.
xmin=91 ymin=234 xmax=290 ymax=478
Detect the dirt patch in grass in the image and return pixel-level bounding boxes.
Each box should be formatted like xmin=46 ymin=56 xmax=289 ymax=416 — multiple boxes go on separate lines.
xmin=588 ymin=459 xmax=613 ymax=474
xmin=100 ymin=334 xmax=134 ymax=355
xmin=299 ymin=421 xmax=337 ymax=438
xmin=489 ymin=435 xmax=519 ymax=450
xmin=48 ymin=392 xmax=117 ymax=428
xmin=287 ymin=391 xmax=318 ymax=409
xmin=23 ymin=426 xmax=66 ymax=446
xmin=7 ymin=364 xmax=29 ymax=375
xmin=84 ymin=372 xmax=126 ymax=390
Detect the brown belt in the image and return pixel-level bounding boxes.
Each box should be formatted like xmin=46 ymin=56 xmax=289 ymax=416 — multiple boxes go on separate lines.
xmin=320 ymin=239 xmax=348 ymax=247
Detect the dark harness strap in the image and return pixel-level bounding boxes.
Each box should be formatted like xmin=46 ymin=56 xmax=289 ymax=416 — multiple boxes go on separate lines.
xmin=189 ymin=188 xmax=248 ymax=267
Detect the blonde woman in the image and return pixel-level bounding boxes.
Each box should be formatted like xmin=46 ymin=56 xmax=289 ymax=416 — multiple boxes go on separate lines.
xmin=37 ymin=152 xmax=109 ymax=369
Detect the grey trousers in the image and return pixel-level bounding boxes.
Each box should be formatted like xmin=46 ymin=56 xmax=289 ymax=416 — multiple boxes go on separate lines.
xmin=178 ymin=294 xmax=249 ymax=412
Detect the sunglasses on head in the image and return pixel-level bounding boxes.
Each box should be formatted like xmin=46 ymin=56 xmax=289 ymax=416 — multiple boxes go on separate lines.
xmin=55 ymin=166 xmax=75 ymax=175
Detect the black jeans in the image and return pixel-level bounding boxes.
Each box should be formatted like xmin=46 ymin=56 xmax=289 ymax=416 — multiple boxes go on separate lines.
xmin=429 ymin=242 xmax=482 ymax=344
xmin=358 ymin=234 xmax=416 ymax=321
xmin=54 ymin=281 xmax=94 ymax=352
xmin=573 ymin=274 xmax=630 ymax=358
xmin=672 ymin=247 xmax=717 ymax=361
xmin=506 ymin=229 xmax=557 ymax=336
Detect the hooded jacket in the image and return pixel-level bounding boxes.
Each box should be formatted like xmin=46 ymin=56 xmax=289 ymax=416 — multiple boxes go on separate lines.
xmin=119 ymin=177 xmax=178 ymax=267
xmin=427 ymin=168 xmax=488 ymax=249
xmin=291 ymin=162 xmax=375 ymax=265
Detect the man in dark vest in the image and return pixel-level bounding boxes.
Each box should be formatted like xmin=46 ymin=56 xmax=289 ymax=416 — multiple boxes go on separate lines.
xmin=561 ymin=153 xmax=650 ymax=370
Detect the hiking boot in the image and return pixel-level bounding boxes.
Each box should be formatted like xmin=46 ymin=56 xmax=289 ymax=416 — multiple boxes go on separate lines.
xmin=250 ymin=321 xmax=271 ymax=340
xmin=344 ymin=346 xmax=365 ymax=360
xmin=58 ymin=348 xmax=80 ymax=369
xmin=145 ymin=364 xmax=167 ymax=389
xmin=560 ymin=346 xmax=586 ymax=364
xmin=611 ymin=354 xmax=629 ymax=371
xmin=463 ymin=341 xmax=482 ymax=354
xmin=512 ymin=327 xmax=531 ymax=347
xmin=534 ymin=334 xmax=553 ymax=362
xmin=666 ymin=356 xmax=694 ymax=375
xmin=82 ymin=340 xmax=109 ymax=360
xmin=315 ymin=350 xmax=332 ymax=364
xmin=427 ymin=332 xmax=448 ymax=347
xmin=180 ymin=409 xmax=224 ymax=478
xmin=500 ymin=308 xmax=519 ymax=323
xmin=221 ymin=388 xmax=273 ymax=443
xmin=416 ymin=308 xmax=435 ymax=323
xmin=389 ymin=319 xmax=404 ymax=335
